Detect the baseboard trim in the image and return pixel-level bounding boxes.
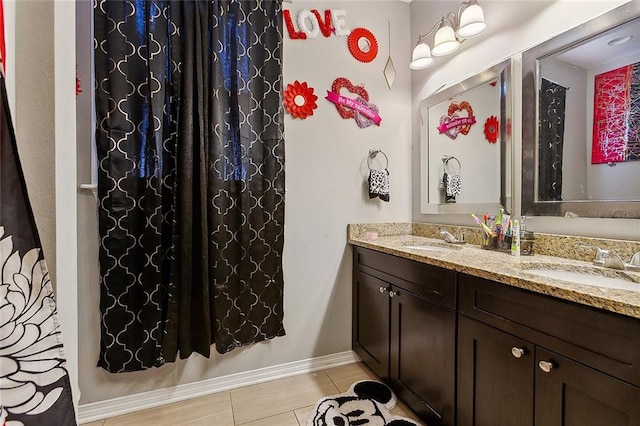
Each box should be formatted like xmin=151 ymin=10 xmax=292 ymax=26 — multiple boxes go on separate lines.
xmin=78 ymin=350 xmax=359 ymax=424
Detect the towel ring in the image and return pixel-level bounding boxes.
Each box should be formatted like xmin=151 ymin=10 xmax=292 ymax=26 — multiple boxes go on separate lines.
xmin=368 ymin=149 xmax=389 ymax=170
xmin=442 ymin=155 xmax=461 ymax=174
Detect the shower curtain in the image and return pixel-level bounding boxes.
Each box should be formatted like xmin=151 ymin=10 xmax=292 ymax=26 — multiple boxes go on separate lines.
xmin=538 ymin=78 xmax=567 ymax=201
xmin=0 ymin=74 xmax=76 ymax=424
xmin=94 ymin=0 xmax=285 ymax=373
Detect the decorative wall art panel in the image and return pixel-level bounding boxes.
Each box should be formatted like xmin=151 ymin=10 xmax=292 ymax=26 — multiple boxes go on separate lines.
xmin=592 ymin=62 xmax=640 ymax=164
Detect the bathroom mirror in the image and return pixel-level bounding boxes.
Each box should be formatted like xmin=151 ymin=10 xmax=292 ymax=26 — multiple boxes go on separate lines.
xmin=419 ymin=59 xmax=512 ymax=214
xmin=522 ymin=2 xmax=640 ymax=218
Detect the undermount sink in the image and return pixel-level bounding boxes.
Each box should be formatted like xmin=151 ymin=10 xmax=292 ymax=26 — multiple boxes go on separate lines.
xmin=522 ymin=266 xmax=640 ymax=291
xmin=401 ymin=241 xmax=463 ymax=252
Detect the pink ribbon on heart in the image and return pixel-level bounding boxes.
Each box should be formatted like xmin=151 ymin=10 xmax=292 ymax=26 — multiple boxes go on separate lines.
xmin=438 ymin=115 xmax=476 ymax=134
xmin=326 ymin=91 xmax=382 ymax=126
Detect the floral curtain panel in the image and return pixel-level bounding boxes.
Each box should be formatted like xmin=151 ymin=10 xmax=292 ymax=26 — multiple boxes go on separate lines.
xmin=94 ymin=0 xmax=285 ymax=373
xmin=0 ymin=74 xmax=76 ymax=425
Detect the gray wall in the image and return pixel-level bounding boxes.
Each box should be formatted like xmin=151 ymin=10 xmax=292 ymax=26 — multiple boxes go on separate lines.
xmin=15 ymin=0 xmax=56 ymax=284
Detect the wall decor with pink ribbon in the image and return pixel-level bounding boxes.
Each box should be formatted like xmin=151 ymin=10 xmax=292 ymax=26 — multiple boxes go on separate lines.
xmin=325 ymin=77 xmax=382 ymax=128
xmin=438 ymin=100 xmax=476 ymax=140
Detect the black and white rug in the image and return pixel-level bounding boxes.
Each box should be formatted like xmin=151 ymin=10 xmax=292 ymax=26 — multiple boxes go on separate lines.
xmin=306 ymin=380 xmax=421 ymax=426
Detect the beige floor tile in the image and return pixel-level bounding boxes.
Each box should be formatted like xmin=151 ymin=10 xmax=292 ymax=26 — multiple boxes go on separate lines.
xmin=236 ymin=411 xmax=299 ymax=426
xmin=230 ymin=372 xmax=338 ymax=425
xmin=323 ymin=362 xmax=378 ymax=392
xmin=103 ymin=392 xmax=233 ymax=426
xmin=391 ymin=400 xmax=424 ymax=425
xmin=82 ymin=422 xmax=105 ymax=426
xmin=293 ymin=405 xmax=314 ymax=425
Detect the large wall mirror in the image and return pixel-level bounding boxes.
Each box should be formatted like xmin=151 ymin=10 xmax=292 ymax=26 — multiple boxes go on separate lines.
xmin=522 ymin=2 xmax=640 ymax=218
xmin=419 ymin=59 xmax=512 ymax=214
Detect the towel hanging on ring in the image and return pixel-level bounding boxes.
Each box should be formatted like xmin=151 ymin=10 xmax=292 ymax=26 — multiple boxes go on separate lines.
xmin=368 ymin=149 xmax=390 ymax=202
xmin=440 ymin=155 xmax=461 ymax=203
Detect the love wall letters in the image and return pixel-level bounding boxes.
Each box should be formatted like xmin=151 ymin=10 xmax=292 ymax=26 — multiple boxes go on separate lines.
xmin=284 ymin=9 xmax=350 ymax=39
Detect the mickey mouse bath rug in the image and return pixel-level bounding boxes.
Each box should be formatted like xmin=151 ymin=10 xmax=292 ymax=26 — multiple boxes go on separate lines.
xmin=306 ymin=380 xmax=420 ymax=426
xmin=326 ymin=77 xmax=382 ymax=128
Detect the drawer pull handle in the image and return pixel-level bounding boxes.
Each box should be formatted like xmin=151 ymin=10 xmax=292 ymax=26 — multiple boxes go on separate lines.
xmin=389 ymin=290 xmax=398 ymax=298
xmin=539 ymin=360 xmax=554 ymax=373
xmin=511 ymin=347 xmax=525 ymax=359
xmin=379 ymin=286 xmax=388 ymax=294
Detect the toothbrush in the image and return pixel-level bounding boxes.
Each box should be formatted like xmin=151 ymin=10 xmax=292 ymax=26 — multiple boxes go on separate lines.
xmin=471 ymin=214 xmax=495 ymax=236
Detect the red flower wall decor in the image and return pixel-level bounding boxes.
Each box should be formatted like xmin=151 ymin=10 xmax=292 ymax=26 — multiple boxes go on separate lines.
xmin=484 ymin=115 xmax=499 ymax=143
xmin=283 ymin=80 xmax=318 ymax=119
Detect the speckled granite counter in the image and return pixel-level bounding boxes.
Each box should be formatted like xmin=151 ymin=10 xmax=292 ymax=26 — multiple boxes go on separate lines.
xmin=348 ymin=224 xmax=640 ymax=320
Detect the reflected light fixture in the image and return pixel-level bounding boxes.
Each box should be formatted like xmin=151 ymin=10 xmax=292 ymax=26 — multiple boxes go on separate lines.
xmin=409 ymin=0 xmax=487 ymax=70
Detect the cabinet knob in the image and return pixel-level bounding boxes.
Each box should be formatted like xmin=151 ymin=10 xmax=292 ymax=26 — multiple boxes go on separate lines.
xmin=389 ymin=290 xmax=398 ymax=298
xmin=539 ymin=360 xmax=554 ymax=373
xmin=379 ymin=286 xmax=388 ymax=294
xmin=511 ymin=347 xmax=526 ymax=359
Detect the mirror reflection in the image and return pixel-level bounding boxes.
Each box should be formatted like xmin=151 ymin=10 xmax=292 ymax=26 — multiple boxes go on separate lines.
xmin=522 ymin=2 xmax=640 ymax=217
xmin=420 ymin=60 xmax=512 ymax=215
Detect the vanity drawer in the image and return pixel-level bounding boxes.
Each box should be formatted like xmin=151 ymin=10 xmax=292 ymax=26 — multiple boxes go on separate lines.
xmin=458 ymin=273 xmax=640 ymax=386
xmin=353 ymin=247 xmax=457 ymax=308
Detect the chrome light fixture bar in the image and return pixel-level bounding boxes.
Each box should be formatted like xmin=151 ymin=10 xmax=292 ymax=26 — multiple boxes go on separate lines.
xmin=409 ymin=0 xmax=487 ymax=71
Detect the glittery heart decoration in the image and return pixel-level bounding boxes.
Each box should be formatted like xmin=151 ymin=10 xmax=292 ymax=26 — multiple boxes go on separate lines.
xmin=447 ymin=101 xmax=474 ymax=135
xmin=354 ymin=97 xmax=380 ymax=128
xmin=440 ymin=114 xmax=460 ymax=140
xmin=331 ymin=77 xmax=369 ymax=120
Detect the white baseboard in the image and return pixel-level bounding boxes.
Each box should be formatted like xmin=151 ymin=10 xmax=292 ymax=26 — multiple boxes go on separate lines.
xmin=78 ymin=350 xmax=359 ymax=424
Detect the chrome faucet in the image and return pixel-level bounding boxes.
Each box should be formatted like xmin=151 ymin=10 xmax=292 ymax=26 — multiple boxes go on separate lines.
xmin=580 ymin=244 xmax=625 ymax=270
xmin=440 ymin=230 xmax=466 ymax=244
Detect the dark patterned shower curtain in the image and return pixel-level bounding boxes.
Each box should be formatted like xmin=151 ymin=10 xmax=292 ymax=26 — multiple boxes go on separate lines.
xmin=94 ymin=0 xmax=285 ymax=373
xmin=538 ymin=78 xmax=567 ymax=201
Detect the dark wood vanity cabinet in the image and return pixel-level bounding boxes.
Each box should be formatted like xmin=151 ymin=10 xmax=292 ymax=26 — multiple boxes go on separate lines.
xmin=353 ymin=247 xmax=457 ymax=425
xmin=352 ymin=246 xmax=640 ymax=425
xmin=458 ymin=273 xmax=640 ymax=426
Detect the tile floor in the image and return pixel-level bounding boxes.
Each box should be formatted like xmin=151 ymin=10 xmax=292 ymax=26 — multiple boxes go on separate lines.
xmin=82 ymin=362 xmax=423 ymax=425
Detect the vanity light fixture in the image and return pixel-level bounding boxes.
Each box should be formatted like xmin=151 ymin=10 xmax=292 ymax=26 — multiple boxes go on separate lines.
xmin=409 ymin=0 xmax=487 ymax=70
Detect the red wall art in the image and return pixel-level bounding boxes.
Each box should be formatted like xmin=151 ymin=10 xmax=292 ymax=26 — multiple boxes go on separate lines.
xmin=284 ymin=9 xmax=349 ymax=39
xmin=283 ymin=80 xmax=318 ymax=119
xmin=592 ymin=62 xmax=640 ymax=164
xmin=484 ymin=115 xmax=499 ymax=143
xmin=348 ymin=28 xmax=378 ymax=63
xmin=438 ymin=101 xmax=476 ymax=140
xmin=326 ymin=77 xmax=381 ymax=128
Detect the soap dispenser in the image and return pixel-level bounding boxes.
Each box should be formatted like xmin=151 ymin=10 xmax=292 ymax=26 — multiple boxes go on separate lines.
xmin=520 ymin=216 xmax=534 ymax=256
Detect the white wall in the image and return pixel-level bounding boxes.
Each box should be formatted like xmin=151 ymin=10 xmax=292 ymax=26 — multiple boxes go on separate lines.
xmin=410 ymin=0 xmax=640 ymax=240
xmin=74 ymin=1 xmax=412 ymax=404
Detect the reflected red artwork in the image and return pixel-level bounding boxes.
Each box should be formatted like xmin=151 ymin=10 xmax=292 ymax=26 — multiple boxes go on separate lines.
xmin=592 ymin=62 xmax=640 ymax=164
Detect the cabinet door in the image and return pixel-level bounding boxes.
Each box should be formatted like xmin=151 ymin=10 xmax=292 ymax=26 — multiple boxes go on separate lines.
xmin=390 ymin=287 xmax=456 ymax=425
xmin=535 ymin=347 xmax=640 ymax=426
xmin=457 ymin=315 xmax=534 ymax=426
xmin=353 ymin=270 xmax=390 ymax=381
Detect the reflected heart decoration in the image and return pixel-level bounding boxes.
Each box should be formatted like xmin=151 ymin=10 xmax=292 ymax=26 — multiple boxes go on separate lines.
xmin=448 ymin=101 xmax=474 ymax=135
xmin=438 ymin=100 xmax=476 ymax=139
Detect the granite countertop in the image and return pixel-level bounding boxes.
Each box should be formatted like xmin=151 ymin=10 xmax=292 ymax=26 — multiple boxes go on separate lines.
xmin=349 ymin=234 xmax=640 ymax=320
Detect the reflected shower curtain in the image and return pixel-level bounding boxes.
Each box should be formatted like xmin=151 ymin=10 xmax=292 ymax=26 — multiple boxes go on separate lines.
xmin=538 ymin=78 xmax=567 ymax=201
xmin=94 ymin=0 xmax=285 ymax=373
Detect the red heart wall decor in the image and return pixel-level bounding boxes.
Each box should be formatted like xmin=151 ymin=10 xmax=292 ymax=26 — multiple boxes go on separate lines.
xmin=331 ymin=77 xmax=369 ymax=120
xmin=447 ymin=101 xmax=474 ymax=135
